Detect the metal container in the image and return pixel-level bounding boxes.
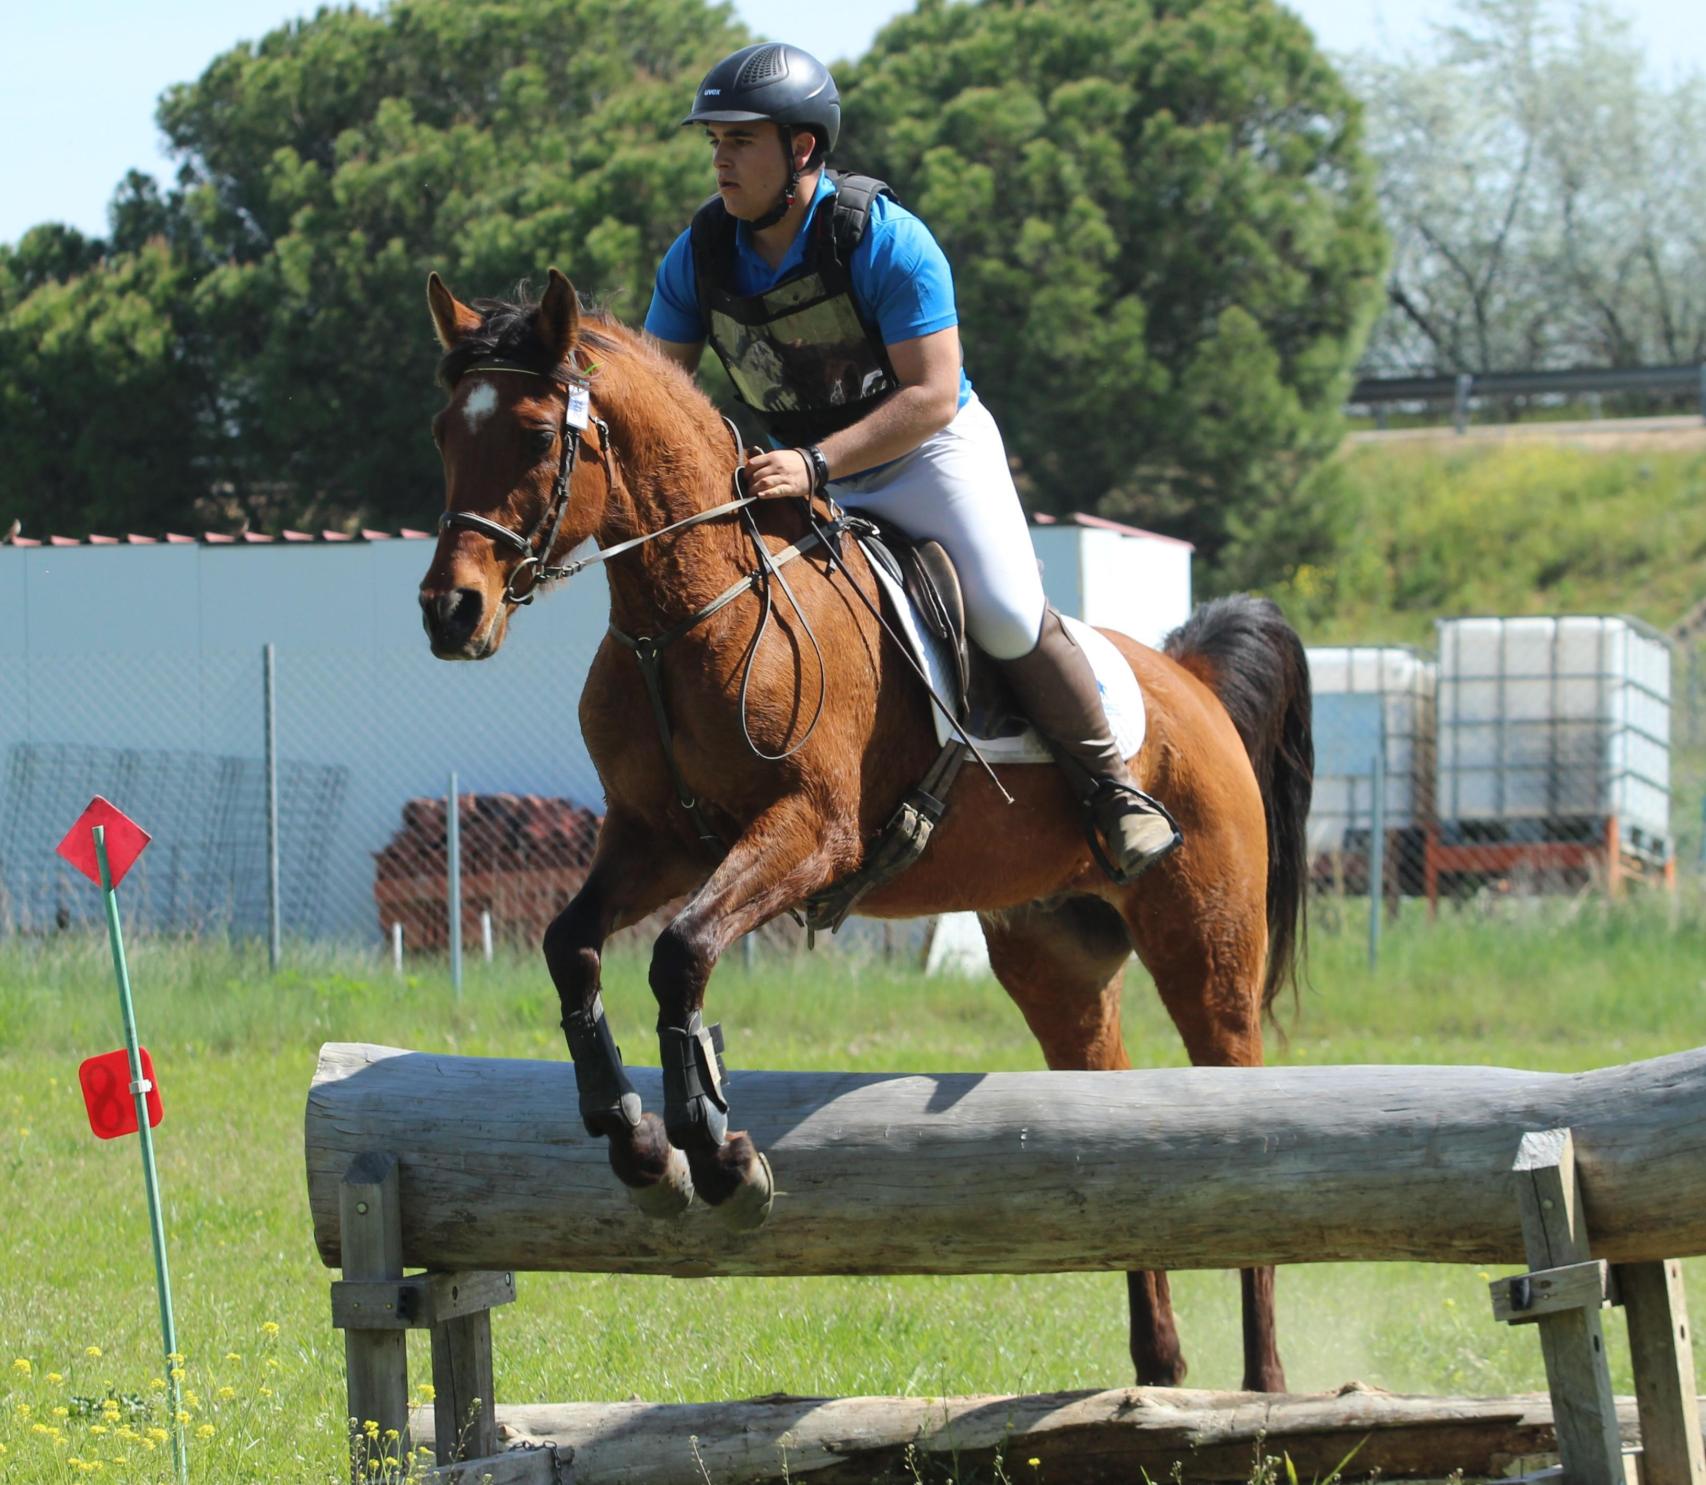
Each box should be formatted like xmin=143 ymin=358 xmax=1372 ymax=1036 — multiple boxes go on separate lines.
xmin=1435 ymin=616 xmax=1671 ymax=861
xmin=1306 ymin=645 xmax=1436 ymax=859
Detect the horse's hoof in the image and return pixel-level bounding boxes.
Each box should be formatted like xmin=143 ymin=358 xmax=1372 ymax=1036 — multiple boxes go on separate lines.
xmin=627 ymin=1142 xmax=695 ymax=1219
xmin=715 ymin=1148 xmax=774 ymax=1232
xmin=685 ymin=1133 xmax=773 ymax=1230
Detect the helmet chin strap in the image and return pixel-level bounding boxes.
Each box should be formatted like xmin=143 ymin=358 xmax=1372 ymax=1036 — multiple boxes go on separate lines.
xmin=749 ymin=126 xmax=802 ymax=231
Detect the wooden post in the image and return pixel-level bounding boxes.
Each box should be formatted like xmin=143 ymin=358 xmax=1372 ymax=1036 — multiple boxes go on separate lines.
xmin=339 ymin=1152 xmax=410 ymax=1480
xmin=1511 ymin=1130 xmax=1628 ymax=1484
xmin=1617 ymin=1260 xmax=1706 ymax=1484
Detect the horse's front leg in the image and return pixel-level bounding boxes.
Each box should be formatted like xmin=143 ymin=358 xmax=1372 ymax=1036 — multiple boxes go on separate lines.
xmin=542 ymin=809 xmax=703 ymax=1216
xmin=650 ymin=795 xmax=842 ymax=1230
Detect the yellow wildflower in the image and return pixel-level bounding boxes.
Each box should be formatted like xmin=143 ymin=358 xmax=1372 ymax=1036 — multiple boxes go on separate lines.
xmin=85 ymin=1346 xmax=102 ymax=1359
xmin=363 ymin=1418 xmax=381 ymax=1438
xmin=11 ymin=1358 xmax=30 ymax=1375
xmin=224 ymin=1352 xmax=241 ymax=1362
xmin=196 ymin=1424 xmax=215 ymax=1439
xmin=53 ymin=1406 xmax=70 ymax=1417
xmin=90 ymin=1425 xmax=108 ymax=1436
xmin=417 ymin=1383 xmax=436 ymax=1402
xmin=149 ymin=1378 xmax=166 ymax=1391
xmin=217 ymin=1386 xmax=236 ymax=1400
xmin=147 ymin=1427 xmax=169 ymax=1443
xmin=258 ymin=1386 xmax=273 ymax=1398
xmin=47 ymin=1372 xmax=64 ymax=1384
xmin=260 ymin=1321 xmax=280 ymax=1337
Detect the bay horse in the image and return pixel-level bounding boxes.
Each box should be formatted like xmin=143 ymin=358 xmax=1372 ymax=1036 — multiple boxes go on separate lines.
xmin=418 ymin=268 xmax=1312 ymax=1393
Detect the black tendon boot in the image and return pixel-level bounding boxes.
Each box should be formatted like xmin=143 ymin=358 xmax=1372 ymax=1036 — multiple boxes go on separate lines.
xmin=999 ymin=608 xmax=1183 ymax=882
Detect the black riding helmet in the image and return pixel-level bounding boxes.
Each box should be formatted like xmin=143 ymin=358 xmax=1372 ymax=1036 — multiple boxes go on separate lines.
xmin=682 ymin=43 xmax=840 ymax=226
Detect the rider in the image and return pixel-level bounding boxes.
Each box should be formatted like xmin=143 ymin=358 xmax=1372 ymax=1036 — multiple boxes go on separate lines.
xmin=644 ymin=42 xmax=1180 ymax=881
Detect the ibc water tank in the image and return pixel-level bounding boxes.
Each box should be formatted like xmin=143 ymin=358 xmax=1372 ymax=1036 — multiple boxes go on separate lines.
xmin=1305 ymin=646 xmax=1436 ymax=858
xmin=1434 ymin=616 xmax=1671 ymax=860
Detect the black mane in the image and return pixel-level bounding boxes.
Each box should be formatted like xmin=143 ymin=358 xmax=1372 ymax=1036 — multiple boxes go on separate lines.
xmin=435 ymin=286 xmax=622 ymax=390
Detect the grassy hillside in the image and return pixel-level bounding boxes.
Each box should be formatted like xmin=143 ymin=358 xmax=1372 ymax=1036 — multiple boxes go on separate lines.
xmin=1257 ymin=439 xmax=1706 ymax=647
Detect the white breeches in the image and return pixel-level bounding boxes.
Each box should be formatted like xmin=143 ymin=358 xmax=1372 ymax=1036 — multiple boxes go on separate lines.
xmin=828 ymin=394 xmax=1047 ymax=660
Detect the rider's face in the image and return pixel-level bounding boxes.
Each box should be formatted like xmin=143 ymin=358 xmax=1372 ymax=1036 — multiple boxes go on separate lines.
xmin=704 ymin=122 xmax=795 ymax=221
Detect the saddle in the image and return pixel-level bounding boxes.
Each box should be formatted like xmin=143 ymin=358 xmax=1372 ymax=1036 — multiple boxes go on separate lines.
xmin=848 ymin=516 xmax=1026 ymax=740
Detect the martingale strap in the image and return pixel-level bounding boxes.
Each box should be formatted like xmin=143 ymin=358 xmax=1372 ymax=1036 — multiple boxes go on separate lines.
xmin=607 ymin=521 xmax=836 ymax=852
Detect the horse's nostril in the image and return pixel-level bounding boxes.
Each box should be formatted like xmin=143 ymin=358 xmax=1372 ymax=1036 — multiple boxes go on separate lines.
xmin=423 ymin=588 xmax=484 ymax=650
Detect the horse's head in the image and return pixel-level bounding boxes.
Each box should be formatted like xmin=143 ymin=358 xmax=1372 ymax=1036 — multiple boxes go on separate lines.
xmin=418 ymin=268 xmax=615 ymax=659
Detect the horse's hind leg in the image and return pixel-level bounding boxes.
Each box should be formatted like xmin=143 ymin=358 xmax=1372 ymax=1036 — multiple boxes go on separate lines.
xmin=650 ymin=795 xmax=844 ymax=1228
xmin=975 ymin=898 xmax=1199 ymax=1383
xmin=542 ymin=808 xmax=703 ymax=1216
xmin=1122 ymin=873 xmax=1287 ymax=1394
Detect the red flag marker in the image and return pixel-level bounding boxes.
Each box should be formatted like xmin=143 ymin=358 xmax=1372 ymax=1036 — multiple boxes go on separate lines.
xmin=80 ymin=1048 xmax=164 ymax=1140
xmin=56 ymin=796 xmax=150 ymax=889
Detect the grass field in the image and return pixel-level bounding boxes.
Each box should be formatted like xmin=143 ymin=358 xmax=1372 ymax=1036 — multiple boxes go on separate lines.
xmin=3 ymin=895 xmax=1704 ymax=1482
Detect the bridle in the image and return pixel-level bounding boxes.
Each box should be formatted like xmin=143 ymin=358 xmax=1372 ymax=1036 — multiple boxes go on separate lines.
xmin=436 ymin=359 xmax=613 ymax=607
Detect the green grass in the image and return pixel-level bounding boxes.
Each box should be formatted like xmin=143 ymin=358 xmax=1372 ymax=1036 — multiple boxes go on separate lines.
xmin=1265 ymin=441 xmax=1706 ymax=645
xmin=3 ymin=902 xmax=1705 ymax=1481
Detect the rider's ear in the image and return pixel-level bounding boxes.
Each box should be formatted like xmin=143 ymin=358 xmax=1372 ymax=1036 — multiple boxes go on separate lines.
xmin=537 ymin=267 xmax=581 ymax=364
xmin=426 ymin=273 xmax=482 ymax=349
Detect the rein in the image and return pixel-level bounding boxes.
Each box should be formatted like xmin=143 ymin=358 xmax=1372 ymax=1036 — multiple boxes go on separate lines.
xmin=438 ymin=364 xmax=834 ymax=850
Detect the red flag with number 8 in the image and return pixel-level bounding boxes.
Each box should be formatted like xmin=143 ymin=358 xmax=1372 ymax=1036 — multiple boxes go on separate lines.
xmin=79 ymin=1048 xmax=164 ymax=1139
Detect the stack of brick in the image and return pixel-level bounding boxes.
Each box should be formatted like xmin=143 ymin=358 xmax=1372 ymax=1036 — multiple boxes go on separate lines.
xmin=373 ymin=793 xmax=601 ymax=952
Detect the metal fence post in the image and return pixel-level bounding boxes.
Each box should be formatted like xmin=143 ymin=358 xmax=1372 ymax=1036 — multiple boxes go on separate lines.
xmin=1453 ymin=372 xmax=1474 ymax=434
xmin=1369 ymin=728 xmax=1386 ymax=974
xmin=447 ymin=770 xmax=463 ymax=999
xmin=263 ymin=643 xmax=281 ymax=973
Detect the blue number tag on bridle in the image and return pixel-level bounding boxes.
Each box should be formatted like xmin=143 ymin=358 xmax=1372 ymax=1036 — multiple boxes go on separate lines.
xmin=566 ymin=384 xmax=590 ymax=431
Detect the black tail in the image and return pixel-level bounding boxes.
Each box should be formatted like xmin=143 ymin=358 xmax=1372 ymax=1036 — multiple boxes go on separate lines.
xmin=1163 ymin=595 xmax=1313 ymax=1015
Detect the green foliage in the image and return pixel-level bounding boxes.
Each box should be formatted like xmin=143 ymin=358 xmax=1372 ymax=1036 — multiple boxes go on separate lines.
xmin=1247 ymin=440 xmax=1706 ymax=642
xmin=0 ymin=0 xmax=1382 ymax=560
xmin=839 ymin=0 xmax=1389 ymax=558
xmin=0 ymin=0 xmax=746 ymax=537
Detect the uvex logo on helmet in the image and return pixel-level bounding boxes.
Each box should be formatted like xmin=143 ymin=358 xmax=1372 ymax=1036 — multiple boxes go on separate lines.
xmin=680 ymin=42 xmax=841 ymax=164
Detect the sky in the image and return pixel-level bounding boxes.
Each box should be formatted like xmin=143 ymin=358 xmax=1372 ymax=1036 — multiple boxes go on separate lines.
xmin=4 ymin=0 xmax=1706 ymax=246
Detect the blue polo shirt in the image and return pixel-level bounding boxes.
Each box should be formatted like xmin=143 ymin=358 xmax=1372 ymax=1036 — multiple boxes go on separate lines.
xmin=644 ymin=172 xmax=974 ymax=412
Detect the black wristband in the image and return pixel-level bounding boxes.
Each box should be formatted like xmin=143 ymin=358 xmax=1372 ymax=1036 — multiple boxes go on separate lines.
xmin=801 ymin=444 xmax=830 ymax=492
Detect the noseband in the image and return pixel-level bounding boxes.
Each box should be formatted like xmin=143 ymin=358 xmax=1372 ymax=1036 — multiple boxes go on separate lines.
xmin=437 ymin=359 xmax=612 ymax=606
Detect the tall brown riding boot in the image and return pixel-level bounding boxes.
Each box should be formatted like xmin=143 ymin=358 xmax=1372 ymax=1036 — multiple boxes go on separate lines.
xmin=999 ymin=607 xmax=1182 ymax=882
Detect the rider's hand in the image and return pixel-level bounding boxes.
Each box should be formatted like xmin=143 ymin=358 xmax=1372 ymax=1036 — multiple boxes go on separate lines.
xmin=746 ymin=447 xmax=815 ymax=501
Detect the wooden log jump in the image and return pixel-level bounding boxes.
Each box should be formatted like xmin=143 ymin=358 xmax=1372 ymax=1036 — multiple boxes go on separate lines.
xmin=306 ymin=1043 xmax=1706 ymax=1483
xmin=307 ymin=1042 xmax=1706 ymax=1275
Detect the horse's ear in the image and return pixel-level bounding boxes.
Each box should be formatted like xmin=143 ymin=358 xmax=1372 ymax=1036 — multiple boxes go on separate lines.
xmin=427 ymin=272 xmax=481 ymax=349
xmin=537 ymin=267 xmax=580 ymax=363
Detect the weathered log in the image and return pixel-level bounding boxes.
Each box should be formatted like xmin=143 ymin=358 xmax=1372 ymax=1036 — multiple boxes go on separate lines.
xmin=304 ymin=1042 xmax=1706 ymax=1276
xmin=410 ymin=1385 xmax=1695 ymax=1484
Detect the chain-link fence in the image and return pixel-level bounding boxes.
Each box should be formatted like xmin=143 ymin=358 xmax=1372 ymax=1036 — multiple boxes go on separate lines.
xmin=0 ymin=637 xmax=608 ymax=964
xmin=3 ymin=613 xmax=1700 ymax=973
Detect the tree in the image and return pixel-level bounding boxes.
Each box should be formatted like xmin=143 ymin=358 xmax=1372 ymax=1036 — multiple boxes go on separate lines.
xmin=1351 ymin=0 xmax=1706 ymax=374
xmin=837 ymin=0 xmax=1389 ymax=563
xmin=0 ymin=0 xmax=746 ymax=537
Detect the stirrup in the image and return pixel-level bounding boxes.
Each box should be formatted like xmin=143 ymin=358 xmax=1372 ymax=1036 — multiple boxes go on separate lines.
xmin=1085 ymin=782 xmax=1182 ymax=885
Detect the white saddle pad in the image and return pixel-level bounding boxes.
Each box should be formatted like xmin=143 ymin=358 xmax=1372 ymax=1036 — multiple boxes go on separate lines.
xmin=861 ymin=544 xmax=1147 ymax=764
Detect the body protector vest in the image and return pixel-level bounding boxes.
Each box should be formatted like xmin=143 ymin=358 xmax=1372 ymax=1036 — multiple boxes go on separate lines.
xmin=691 ymin=171 xmax=900 ymax=446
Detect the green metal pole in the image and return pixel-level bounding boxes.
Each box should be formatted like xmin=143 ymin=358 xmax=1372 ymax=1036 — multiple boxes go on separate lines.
xmin=94 ymin=825 xmax=189 ymax=1485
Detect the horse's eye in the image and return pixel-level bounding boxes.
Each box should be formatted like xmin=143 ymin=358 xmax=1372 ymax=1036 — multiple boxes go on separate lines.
xmin=533 ymin=428 xmax=557 ymax=452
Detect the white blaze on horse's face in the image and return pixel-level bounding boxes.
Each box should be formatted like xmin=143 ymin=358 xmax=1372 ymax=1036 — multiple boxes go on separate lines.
xmin=462 ymin=381 xmax=499 ymax=433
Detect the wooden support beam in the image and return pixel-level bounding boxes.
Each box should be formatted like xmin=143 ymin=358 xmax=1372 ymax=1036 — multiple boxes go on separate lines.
xmin=331 ymin=1271 xmax=516 ymax=1331
xmin=1492 ymin=1260 xmax=1617 ymax=1324
xmin=1618 ymin=1260 xmax=1706 ymax=1484
xmin=339 ymin=1152 xmax=410 ymax=1481
xmin=1513 ymin=1130 xmax=1626 ymax=1485
xmin=306 ymin=1043 xmax=1706 ymax=1277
